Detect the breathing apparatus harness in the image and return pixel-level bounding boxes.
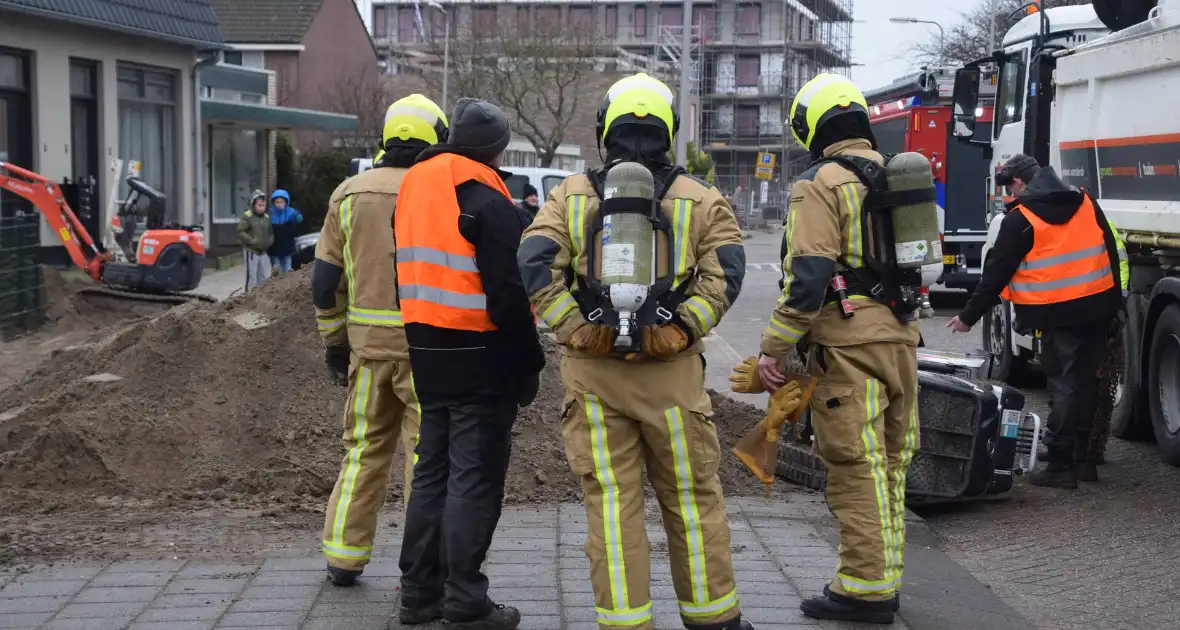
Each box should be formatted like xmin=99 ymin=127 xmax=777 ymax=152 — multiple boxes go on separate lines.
xmin=807 ymin=153 xmax=936 ymax=323
xmin=571 ymin=162 xmax=693 ymax=345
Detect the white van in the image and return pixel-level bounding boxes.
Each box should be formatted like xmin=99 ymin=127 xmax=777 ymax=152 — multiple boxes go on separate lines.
xmin=347 ymin=159 xmax=574 ymax=204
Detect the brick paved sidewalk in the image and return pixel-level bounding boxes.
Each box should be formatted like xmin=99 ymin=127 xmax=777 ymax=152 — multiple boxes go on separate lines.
xmin=0 ymin=496 xmax=1019 ymax=630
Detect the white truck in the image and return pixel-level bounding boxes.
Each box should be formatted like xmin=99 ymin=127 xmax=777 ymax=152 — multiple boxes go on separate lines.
xmin=950 ymin=0 xmax=1180 ymax=463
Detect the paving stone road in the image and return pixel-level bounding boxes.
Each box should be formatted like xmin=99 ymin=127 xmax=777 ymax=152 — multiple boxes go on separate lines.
xmin=0 ymin=496 xmax=1031 ymax=630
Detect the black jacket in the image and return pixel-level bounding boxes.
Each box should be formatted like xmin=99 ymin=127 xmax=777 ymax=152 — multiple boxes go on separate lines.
xmin=958 ymin=166 xmax=1123 ymax=331
xmin=401 ymin=146 xmax=546 ymax=398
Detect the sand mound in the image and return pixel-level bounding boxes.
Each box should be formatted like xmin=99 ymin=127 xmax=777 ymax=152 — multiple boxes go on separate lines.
xmin=0 ymin=268 xmax=778 ymax=516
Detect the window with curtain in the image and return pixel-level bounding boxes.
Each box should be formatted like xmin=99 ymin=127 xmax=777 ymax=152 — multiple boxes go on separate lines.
xmin=736 ymin=56 xmax=760 ymax=87
xmin=633 ymin=6 xmax=647 ymax=37
xmin=604 ymin=6 xmax=617 ymax=37
xmin=374 ymin=6 xmax=387 ymax=37
xmin=399 ymin=8 xmax=419 ymax=41
xmin=659 ymin=5 xmax=682 ymax=28
xmin=117 ymin=64 xmax=176 ymax=213
xmin=737 ymin=4 xmax=761 ymax=36
xmin=210 ymin=128 xmax=261 ymax=222
xmin=695 ymin=7 xmax=715 ymax=42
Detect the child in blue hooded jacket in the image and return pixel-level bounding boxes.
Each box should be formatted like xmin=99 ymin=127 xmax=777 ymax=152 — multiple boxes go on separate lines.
xmin=266 ymin=189 xmax=303 ymax=273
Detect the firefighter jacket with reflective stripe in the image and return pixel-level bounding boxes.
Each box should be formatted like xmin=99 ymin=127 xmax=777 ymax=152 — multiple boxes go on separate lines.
xmin=394 ymin=152 xmax=508 ymax=332
xmin=760 ymin=139 xmax=921 ymax=361
xmin=999 ymin=195 xmax=1116 ymax=305
xmin=314 ymin=167 xmax=409 ymax=361
xmin=519 ymin=169 xmax=747 ymax=360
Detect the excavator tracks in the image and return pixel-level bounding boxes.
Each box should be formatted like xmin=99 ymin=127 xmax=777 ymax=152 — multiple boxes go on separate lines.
xmin=76 ymin=286 xmax=217 ymax=306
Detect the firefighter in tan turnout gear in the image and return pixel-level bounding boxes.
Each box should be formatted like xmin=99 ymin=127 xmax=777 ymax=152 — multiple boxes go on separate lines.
xmin=519 ymin=73 xmax=752 ymax=630
xmin=311 ymin=94 xmax=449 ymax=587
xmin=752 ymin=74 xmax=920 ymax=624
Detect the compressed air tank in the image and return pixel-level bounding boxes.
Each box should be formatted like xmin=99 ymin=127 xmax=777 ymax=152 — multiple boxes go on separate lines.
xmin=598 ymin=162 xmax=655 ymax=287
xmin=885 ymin=152 xmax=943 ymax=269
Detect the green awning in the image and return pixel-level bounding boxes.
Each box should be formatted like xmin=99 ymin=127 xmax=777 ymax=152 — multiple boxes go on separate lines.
xmin=201 ymin=99 xmax=357 ymax=132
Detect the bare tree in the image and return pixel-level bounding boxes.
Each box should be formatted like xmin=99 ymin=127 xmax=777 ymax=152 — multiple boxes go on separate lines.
xmin=409 ymin=9 xmax=601 ymax=167
xmin=912 ymin=0 xmax=1090 ymax=66
xmin=318 ymin=64 xmax=394 ymax=155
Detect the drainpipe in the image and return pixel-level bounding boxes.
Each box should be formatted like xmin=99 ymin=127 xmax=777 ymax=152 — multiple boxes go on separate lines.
xmin=192 ymin=51 xmax=219 ymax=230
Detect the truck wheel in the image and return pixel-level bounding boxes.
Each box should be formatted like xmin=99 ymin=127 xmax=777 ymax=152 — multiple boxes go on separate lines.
xmin=1111 ymin=302 xmax=1150 ymax=440
xmin=1148 ymin=304 xmax=1180 ymax=465
xmin=983 ymin=300 xmax=1026 ymax=383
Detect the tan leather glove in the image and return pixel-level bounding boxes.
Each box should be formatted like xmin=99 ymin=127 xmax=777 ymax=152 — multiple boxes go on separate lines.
xmin=764 ymin=381 xmax=804 ymax=441
xmin=729 ymin=356 xmax=766 ymax=394
xmin=568 ymin=323 xmax=616 ymax=357
xmin=642 ymin=324 xmax=689 ymax=359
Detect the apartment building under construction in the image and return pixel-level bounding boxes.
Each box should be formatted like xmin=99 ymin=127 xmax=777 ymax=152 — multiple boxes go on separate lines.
xmin=368 ymin=0 xmax=852 ymax=212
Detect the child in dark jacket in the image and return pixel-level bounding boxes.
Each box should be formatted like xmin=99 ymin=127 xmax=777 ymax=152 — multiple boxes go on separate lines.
xmin=266 ymin=189 xmax=304 ymax=273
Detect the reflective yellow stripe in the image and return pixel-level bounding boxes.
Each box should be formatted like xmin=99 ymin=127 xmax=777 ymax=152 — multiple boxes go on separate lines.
xmin=321 ymin=540 xmax=372 ymax=560
xmin=568 ymin=194 xmax=588 ymax=267
xmin=541 ymin=292 xmax=578 ymax=328
xmin=347 ymin=307 xmax=404 ymax=327
xmin=836 ymin=378 xmax=897 ymax=597
xmin=887 ymin=390 xmax=919 ymax=589
xmin=684 ymin=296 xmax=717 ymax=332
xmin=317 ymin=313 xmax=346 ymax=332
xmin=781 ymin=201 xmax=798 ymax=295
xmin=340 ymin=196 xmax=357 ymax=305
xmin=595 ymin=602 xmax=652 ymax=626
xmin=840 ymin=183 xmax=864 ymax=269
xmin=672 ymin=198 xmax=693 ymax=286
xmin=765 ymin=315 xmax=804 ymax=344
xmin=664 ymin=406 xmax=709 ymax=605
xmin=586 ymin=393 xmax=628 ymax=610
xmin=329 ymin=363 xmax=373 ymax=550
xmin=679 ymin=588 xmax=739 ymax=619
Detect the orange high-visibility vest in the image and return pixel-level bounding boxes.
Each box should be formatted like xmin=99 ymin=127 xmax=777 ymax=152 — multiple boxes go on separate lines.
xmin=1000 ymin=195 xmax=1115 ymax=306
xmin=394 ymin=153 xmax=512 ymax=332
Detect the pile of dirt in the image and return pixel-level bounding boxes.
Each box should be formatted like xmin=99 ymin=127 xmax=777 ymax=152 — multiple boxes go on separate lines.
xmin=1 ymin=267 xmax=781 ymax=525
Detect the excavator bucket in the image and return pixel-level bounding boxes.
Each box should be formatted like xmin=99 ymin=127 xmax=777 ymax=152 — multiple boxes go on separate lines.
xmin=732 ymin=373 xmax=817 ymax=495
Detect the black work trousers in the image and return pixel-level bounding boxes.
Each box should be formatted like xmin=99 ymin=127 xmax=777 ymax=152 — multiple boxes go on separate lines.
xmin=1042 ymin=324 xmax=1109 ymax=467
xmin=398 ymin=391 xmax=517 ymax=622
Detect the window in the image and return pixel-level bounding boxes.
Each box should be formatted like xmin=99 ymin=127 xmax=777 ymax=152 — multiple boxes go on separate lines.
xmin=117 ymin=65 xmax=176 ymax=206
xmin=736 ymin=56 xmax=759 ymax=87
xmin=695 ymin=7 xmax=715 ymax=42
xmin=240 ymin=52 xmax=265 ymax=69
xmin=517 ymin=6 xmax=530 ymax=32
xmin=542 ymin=175 xmax=564 ymax=199
xmin=505 ymin=174 xmax=529 ymax=199
xmin=994 ymin=51 xmax=1027 ymax=137
xmin=430 ymin=10 xmax=447 ymax=39
xmin=604 ymin=5 xmax=617 ymax=37
xmin=475 ymin=7 xmax=498 ymax=33
xmin=634 ymin=6 xmax=647 ymax=37
xmin=70 ymin=61 xmax=96 ymax=98
xmin=536 ymin=7 xmax=560 ymax=32
xmin=736 ymin=105 xmax=759 ymax=135
xmin=222 ymin=50 xmax=243 ymax=65
xmin=737 ymin=4 xmax=760 ymax=36
xmin=374 ymin=6 xmax=387 ymax=37
xmin=399 ymin=8 xmax=419 ymax=42
xmin=659 ymin=5 xmax=682 ymax=28
xmin=570 ymin=6 xmax=593 ymax=32
xmin=211 ymin=129 xmax=262 ymax=222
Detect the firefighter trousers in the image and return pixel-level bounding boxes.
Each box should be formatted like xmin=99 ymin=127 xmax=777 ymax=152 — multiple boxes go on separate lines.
xmin=560 ymin=354 xmax=741 ymax=630
xmin=806 ymin=342 xmax=919 ymax=602
xmin=322 ymin=356 xmax=421 ymax=571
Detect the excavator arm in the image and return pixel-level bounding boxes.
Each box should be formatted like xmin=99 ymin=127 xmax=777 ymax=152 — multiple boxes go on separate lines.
xmin=0 ymin=161 xmax=109 ymax=283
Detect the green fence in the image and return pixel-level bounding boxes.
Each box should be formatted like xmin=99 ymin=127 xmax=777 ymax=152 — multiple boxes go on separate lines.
xmin=0 ymin=213 xmax=46 ymax=340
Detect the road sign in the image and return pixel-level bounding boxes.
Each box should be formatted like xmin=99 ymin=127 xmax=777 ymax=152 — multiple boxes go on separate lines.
xmin=757 ymin=152 xmax=776 ymax=167
xmin=755 ymin=166 xmax=774 ymax=181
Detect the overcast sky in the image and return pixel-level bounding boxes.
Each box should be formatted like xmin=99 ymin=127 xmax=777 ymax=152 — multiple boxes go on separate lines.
xmin=849 ymin=0 xmax=979 ymax=90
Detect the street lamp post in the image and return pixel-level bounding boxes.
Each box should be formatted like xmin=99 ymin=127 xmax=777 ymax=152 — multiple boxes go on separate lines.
xmin=890 ymin=17 xmax=946 ymax=61
xmin=675 ymin=0 xmax=692 ymax=164
xmin=427 ymin=1 xmax=451 ymax=112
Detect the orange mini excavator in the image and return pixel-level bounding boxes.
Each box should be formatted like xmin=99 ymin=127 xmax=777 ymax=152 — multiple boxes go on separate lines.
xmin=0 ymin=161 xmax=212 ymax=304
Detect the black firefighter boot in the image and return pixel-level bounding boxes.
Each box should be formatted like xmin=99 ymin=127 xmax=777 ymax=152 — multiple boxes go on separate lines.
xmin=1028 ymin=461 xmax=1079 ymax=489
xmin=325 ymin=565 xmax=362 ymax=587
xmin=397 ymin=599 xmax=444 ymax=625
xmin=442 ymin=603 xmax=521 ymax=630
xmin=800 ymin=585 xmax=895 ymax=624
xmin=685 ymin=616 xmax=754 ymax=630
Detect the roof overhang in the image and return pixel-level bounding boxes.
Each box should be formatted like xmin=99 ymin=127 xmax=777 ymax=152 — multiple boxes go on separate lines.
xmin=201 ymin=100 xmax=357 ymax=132
xmin=0 ymin=3 xmax=227 ymax=50
xmin=228 ymin=43 xmax=306 ymax=51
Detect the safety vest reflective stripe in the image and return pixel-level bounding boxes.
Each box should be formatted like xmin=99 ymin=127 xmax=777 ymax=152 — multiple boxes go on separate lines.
xmin=765 ymin=314 xmax=804 ymax=344
xmin=317 ymin=313 xmax=346 ymax=332
xmin=340 ymin=196 xmax=359 ymax=305
xmin=1110 ymin=219 xmax=1129 ymax=293
xmin=1000 ymin=197 xmax=1115 ymax=306
xmin=395 ymin=153 xmax=509 ymax=332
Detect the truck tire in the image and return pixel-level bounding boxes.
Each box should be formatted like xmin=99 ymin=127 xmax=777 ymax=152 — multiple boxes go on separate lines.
xmin=982 ymin=300 xmax=1027 ymax=383
xmin=1092 ymin=0 xmax=1157 ymax=32
xmin=1148 ymin=303 xmax=1180 ymax=465
xmin=1111 ymin=297 xmax=1150 ymax=439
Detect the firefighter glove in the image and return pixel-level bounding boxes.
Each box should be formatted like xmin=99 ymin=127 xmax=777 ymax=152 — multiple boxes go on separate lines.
xmin=325 ymin=345 xmax=350 ymax=386
xmin=729 ymin=356 xmax=766 ymax=394
xmin=518 ymin=372 xmax=540 ymax=408
xmin=568 ymin=322 xmax=616 ymax=357
xmin=765 ymin=381 xmax=804 ymax=438
xmin=642 ymin=323 xmax=690 ymax=359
